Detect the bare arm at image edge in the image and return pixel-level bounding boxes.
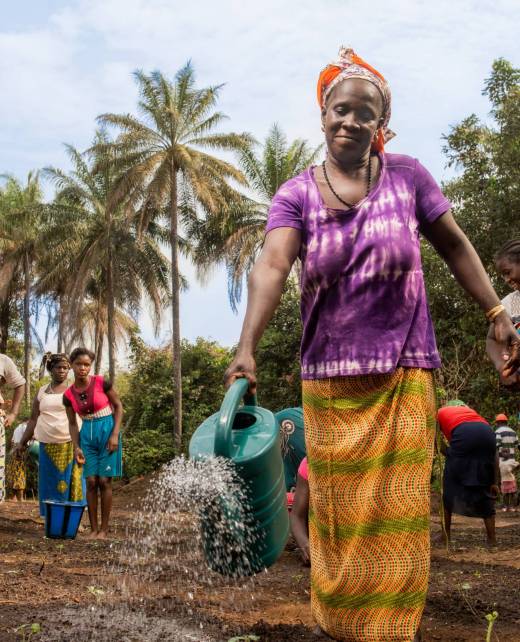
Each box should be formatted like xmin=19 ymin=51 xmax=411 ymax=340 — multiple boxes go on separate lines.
xmin=422 ymin=211 xmax=520 ymax=379
xmin=66 ymin=404 xmax=80 ymax=448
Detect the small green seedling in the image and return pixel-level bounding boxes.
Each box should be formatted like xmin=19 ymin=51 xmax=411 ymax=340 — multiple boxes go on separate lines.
xmin=485 ymin=611 xmax=498 ymax=642
xmin=87 ymin=586 xmax=105 ymax=603
xmin=15 ymin=623 xmax=41 ymax=641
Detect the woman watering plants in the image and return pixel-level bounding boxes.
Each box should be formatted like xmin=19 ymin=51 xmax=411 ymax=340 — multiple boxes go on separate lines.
xmin=225 ymin=46 xmax=520 ymax=642
xmin=16 ymin=353 xmax=85 ymax=516
xmin=64 ymin=348 xmax=123 ymax=540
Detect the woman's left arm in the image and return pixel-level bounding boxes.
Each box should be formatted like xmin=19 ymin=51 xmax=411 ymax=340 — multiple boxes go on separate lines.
xmin=106 ymin=388 xmax=123 ymax=435
xmin=422 ymin=211 xmax=520 ymax=375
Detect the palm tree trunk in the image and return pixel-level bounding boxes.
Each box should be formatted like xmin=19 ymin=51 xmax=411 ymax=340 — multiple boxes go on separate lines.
xmin=170 ymin=162 xmax=182 ymax=449
xmin=94 ymin=299 xmax=103 ymax=375
xmin=107 ymin=241 xmax=116 ymax=383
xmin=95 ymin=333 xmax=104 ymax=375
xmin=23 ymin=252 xmax=31 ymax=404
xmin=57 ymin=295 xmax=65 ymax=353
xmin=0 ymin=299 xmax=10 ymax=353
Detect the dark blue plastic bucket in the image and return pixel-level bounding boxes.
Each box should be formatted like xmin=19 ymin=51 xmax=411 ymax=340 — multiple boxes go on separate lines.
xmin=44 ymin=500 xmax=86 ymax=539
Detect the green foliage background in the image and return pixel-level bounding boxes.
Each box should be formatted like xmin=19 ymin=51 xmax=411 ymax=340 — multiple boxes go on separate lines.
xmin=423 ymin=58 xmax=520 ymax=422
xmin=119 ymin=283 xmax=303 ymax=477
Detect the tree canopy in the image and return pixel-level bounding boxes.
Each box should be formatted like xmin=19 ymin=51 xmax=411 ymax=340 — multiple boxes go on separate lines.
xmin=424 ymin=58 xmax=520 ymax=419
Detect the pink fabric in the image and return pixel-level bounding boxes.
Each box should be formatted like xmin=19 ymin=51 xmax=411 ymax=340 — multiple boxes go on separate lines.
xmin=298 ymin=457 xmax=308 ymax=481
xmin=64 ymin=375 xmax=111 ymax=417
xmin=266 ymin=155 xmax=450 ymax=379
xmin=501 ymin=480 xmax=517 ymax=494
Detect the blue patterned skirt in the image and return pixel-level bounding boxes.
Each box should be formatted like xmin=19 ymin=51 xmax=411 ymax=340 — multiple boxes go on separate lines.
xmin=39 ymin=441 xmax=86 ymax=517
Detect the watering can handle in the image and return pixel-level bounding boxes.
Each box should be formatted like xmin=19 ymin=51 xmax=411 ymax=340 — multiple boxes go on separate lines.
xmin=214 ymin=378 xmax=257 ymax=458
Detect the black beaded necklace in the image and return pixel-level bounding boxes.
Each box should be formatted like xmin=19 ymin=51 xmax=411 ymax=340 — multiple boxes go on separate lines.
xmin=322 ymin=155 xmax=373 ymax=209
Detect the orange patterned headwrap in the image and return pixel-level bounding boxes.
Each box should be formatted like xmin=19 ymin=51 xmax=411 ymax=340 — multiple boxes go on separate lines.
xmin=317 ymin=46 xmax=394 ymax=153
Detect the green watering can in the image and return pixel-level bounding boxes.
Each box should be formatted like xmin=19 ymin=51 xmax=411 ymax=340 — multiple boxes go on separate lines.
xmin=189 ymin=378 xmax=289 ymax=576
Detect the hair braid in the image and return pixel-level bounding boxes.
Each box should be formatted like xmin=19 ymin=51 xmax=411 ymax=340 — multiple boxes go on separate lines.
xmin=39 ymin=352 xmax=70 ymax=379
xmin=495 ymin=239 xmax=520 ymax=265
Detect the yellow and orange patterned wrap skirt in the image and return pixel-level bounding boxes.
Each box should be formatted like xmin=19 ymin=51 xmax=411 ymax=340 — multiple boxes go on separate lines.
xmin=303 ymin=368 xmax=436 ymax=642
xmin=7 ymin=455 xmax=26 ymax=490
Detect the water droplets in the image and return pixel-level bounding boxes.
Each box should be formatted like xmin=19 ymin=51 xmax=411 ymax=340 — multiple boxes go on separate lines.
xmin=45 ymin=456 xmax=263 ymax=640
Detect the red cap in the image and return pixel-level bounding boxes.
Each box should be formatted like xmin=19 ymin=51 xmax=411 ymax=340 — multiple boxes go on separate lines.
xmin=495 ymin=413 xmax=508 ymax=422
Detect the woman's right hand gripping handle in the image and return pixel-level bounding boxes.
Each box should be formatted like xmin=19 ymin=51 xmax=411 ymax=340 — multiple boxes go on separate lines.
xmin=224 ymin=352 xmax=257 ymax=394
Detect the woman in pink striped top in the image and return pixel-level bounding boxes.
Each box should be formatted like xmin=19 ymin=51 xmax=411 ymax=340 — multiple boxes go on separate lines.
xmin=64 ymin=347 xmax=123 ymax=539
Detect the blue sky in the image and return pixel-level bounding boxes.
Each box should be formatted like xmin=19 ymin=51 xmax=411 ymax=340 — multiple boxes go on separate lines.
xmin=1 ymin=0 xmax=519 ymax=352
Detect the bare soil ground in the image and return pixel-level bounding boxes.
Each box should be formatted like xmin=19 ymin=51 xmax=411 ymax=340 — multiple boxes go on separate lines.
xmin=1 ymin=479 xmax=519 ymax=642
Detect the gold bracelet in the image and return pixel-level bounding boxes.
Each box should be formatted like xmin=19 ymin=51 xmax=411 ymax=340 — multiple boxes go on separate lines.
xmin=485 ymin=303 xmax=506 ymax=322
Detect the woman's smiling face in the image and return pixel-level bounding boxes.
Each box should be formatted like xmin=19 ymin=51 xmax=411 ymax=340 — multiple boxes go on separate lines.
xmin=497 ymin=256 xmax=520 ymax=291
xmin=321 ymin=77 xmax=383 ymax=163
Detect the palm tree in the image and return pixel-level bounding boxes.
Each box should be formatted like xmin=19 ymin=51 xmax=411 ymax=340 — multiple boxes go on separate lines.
xmin=33 ymin=192 xmax=84 ymax=354
xmin=97 ymin=64 xmax=252 ymax=446
xmin=192 ymin=124 xmax=323 ymax=310
xmin=43 ymin=134 xmax=170 ymax=381
xmin=0 ymin=258 xmax=21 ymax=353
xmin=67 ymin=289 xmax=139 ymax=372
xmin=0 ymin=172 xmax=46 ymax=402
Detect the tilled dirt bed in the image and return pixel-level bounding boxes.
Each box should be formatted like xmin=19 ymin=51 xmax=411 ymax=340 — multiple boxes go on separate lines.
xmin=1 ymin=479 xmax=519 ymax=642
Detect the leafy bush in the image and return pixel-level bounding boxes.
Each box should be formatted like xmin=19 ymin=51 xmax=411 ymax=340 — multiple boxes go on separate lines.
xmin=120 ymin=287 xmax=303 ymax=477
xmin=255 ymin=282 xmax=302 ymax=410
xmin=120 ymin=335 xmax=233 ymax=476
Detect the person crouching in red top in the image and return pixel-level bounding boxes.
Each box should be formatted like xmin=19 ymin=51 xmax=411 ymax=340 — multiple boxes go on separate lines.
xmin=63 ymin=348 xmax=124 ymax=540
xmin=437 ymin=400 xmax=499 ymax=548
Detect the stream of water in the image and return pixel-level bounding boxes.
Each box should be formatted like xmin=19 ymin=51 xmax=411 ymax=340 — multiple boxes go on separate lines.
xmin=41 ymin=456 xmax=261 ymax=641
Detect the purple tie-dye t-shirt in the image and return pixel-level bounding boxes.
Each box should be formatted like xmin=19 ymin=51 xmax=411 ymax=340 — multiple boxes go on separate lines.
xmin=266 ymin=153 xmax=451 ymax=380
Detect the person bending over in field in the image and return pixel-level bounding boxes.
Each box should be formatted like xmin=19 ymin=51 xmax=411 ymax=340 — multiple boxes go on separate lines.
xmin=437 ymin=400 xmax=499 ymax=548
xmin=64 ymin=348 xmax=123 ymax=540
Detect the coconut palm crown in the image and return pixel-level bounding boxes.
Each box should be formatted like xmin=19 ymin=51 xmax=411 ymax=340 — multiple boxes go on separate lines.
xmin=192 ymin=123 xmax=323 ymax=310
xmin=0 ymin=172 xmax=46 ymax=400
xmin=43 ymin=133 xmax=170 ymax=380
xmin=95 ymin=63 xmax=253 ymax=445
